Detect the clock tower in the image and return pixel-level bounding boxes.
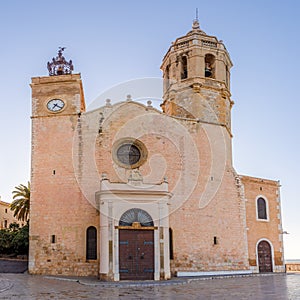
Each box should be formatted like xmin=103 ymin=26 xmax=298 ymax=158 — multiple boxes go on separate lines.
xmin=31 ymin=48 xmax=85 ymax=118
xmin=29 ymin=49 xmax=98 ymax=275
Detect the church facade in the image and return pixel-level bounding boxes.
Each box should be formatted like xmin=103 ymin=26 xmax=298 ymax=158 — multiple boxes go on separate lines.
xmin=0 ymin=198 xmax=23 ymax=229
xmin=29 ymin=21 xmax=285 ymax=280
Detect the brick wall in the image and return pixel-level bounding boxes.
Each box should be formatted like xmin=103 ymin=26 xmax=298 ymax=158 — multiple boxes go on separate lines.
xmin=241 ymin=175 xmax=284 ymax=271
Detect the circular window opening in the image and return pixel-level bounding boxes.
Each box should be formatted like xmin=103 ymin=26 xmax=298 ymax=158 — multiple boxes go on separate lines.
xmin=117 ymin=144 xmax=141 ymax=166
xmin=113 ymin=138 xmax=147 ymax=169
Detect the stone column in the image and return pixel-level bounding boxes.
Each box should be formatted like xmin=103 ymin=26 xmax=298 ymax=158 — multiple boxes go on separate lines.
xmin=154 ymin=228 xmax=160 ymax=280
xmin=113 ymin=228 xmax=119 ymax=281
xmin=99 ymin=208 xmax=109 ymax=280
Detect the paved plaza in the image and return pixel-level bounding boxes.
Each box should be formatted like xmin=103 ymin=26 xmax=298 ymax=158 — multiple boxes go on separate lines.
xmin=1 ymin=273 xmax=300 ymax=299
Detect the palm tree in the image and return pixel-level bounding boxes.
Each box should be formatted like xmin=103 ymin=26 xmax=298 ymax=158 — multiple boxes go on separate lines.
xmin=10 ymin=182 xmax=30 ymax=222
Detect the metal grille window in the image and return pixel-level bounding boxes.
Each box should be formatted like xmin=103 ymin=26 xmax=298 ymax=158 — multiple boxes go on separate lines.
xmin=117 ymin=144 xmax=141 ymax=166
xmin=257 ymin=197 xmax=267 ymax=220
xmin=113 ymin=139 xmax=147 ymax=169
xmin=86 ymin=226 xmax=97 ymax=260
xmin=119 ymin=208 xmax=154 ymax=227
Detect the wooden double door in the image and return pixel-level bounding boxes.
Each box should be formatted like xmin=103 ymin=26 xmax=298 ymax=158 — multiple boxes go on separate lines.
xmin=119 ymin=229 xmax=154 ymax=280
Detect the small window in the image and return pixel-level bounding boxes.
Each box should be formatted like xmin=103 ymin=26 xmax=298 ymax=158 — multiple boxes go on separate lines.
xmin=5 ymin=208 xmax=7 ymax=213
xmin=51 ymin=235 xmax=56 ymax=243
xmin=257 ymin=197 xmax=267 ymax=220
xmin=86 ymin=226 xmax=97 ymax=260
xmin=181 ymin=55 xmax=188 ymax=80
xmin=214 ymin=236 xmax=218 ymax=245
xmin=169 ymin=228 xmax=174 ymax=260
xmin=4 ymin=220 xmax=8 ymax=228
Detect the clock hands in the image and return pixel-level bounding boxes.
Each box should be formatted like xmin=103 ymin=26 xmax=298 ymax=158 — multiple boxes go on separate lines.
xmin=47 ymin=99 xmax=65 ymax=112
xmin=53 ymin=103 xmax=63 ymax=110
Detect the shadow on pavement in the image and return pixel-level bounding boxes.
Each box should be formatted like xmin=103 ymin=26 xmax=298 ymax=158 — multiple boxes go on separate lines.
xmin=0 ymin=259 xmax=28 ymax=273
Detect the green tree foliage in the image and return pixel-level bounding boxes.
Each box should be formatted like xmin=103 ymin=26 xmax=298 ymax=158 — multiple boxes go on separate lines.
xmin=0 ymin=223 xmax=29 ymax=255
xmin=10 ymin=182 xmax=30 ymax=221
xmin=0 ymin=229 xmax=12 ymax=254
xmin=11 ymin=223 xmax=29 ymax=254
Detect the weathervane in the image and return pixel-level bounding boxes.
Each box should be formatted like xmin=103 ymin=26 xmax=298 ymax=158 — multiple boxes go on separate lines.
xmin=47 ymin=47 xmax=74 ymax=76
xmin=192 ymin=8 xmax=200 ymax=30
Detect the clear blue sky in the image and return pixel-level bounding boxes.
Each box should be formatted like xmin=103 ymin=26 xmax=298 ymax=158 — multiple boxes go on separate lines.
xmin=0 ymin=0 xmax=299 ymax=259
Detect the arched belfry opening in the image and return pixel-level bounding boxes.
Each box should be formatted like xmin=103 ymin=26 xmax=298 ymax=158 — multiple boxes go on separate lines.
xmin=225 ymin=65 xmax=230 ymax=87
xmin=164 ymin=64 xmax=170 ymax=91
xmin=205 ymin=54 xmax=215 ymax=78
xmin=180 ymin=55 xmax=188 ymax=80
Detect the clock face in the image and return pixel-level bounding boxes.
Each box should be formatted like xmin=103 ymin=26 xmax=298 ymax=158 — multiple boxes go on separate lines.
xmin=47 ymin=99 xmax=65 ymax=112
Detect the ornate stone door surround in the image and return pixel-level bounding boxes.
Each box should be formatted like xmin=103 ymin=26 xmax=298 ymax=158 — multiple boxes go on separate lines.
xmin=96 ymin=174 xmax=171 ymax=281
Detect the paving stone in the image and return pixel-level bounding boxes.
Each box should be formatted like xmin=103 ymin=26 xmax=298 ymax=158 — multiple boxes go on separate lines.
xmin=0 ymin=273 xmax=299 ymax=299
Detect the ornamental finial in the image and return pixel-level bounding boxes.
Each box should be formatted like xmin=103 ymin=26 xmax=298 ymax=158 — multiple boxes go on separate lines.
xmin=47 ymin=47 xmax=74 ymax=76
xmin=192 ymin=8 xmax=200 ymax=30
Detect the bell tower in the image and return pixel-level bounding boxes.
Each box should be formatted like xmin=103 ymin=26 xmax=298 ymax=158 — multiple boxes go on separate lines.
xmin=161 ymin=19 xmax=233 ymax=134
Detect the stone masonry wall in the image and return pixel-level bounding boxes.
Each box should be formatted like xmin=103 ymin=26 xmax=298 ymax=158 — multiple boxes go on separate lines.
xmin=30 ymin=115 xmax=100 ymax=276
xmin=241 ymin=175 xmax=284 ymax=271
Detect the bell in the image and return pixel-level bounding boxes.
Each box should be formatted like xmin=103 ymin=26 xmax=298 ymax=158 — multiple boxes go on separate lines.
xmin=205 ymin=64 xmax=212 ymax=77
xmin=205 ymin=62 xmax=212 ymax=77
xmin=56 ymin=66 xmax=64 ymax=75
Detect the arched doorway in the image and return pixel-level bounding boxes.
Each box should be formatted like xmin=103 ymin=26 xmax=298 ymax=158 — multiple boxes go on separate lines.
xmin=257 ymin=240 xmax=273 ymax=272
xmin=118 ymin=208 xmax=155 ymax=280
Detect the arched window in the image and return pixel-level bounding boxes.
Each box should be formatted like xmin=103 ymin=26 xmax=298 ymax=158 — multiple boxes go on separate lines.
xmin=86 ymin=226 xmax=97 ymax=260
xmin=257 ymin=197 xmax=267 ymax=220
xmin=205 ymin=54 xmax=215 ymax=78
xmin=119 ymin=208 xmax=154 ymax=227
xmin=181 ymin=55 xmax=188 ymax=80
